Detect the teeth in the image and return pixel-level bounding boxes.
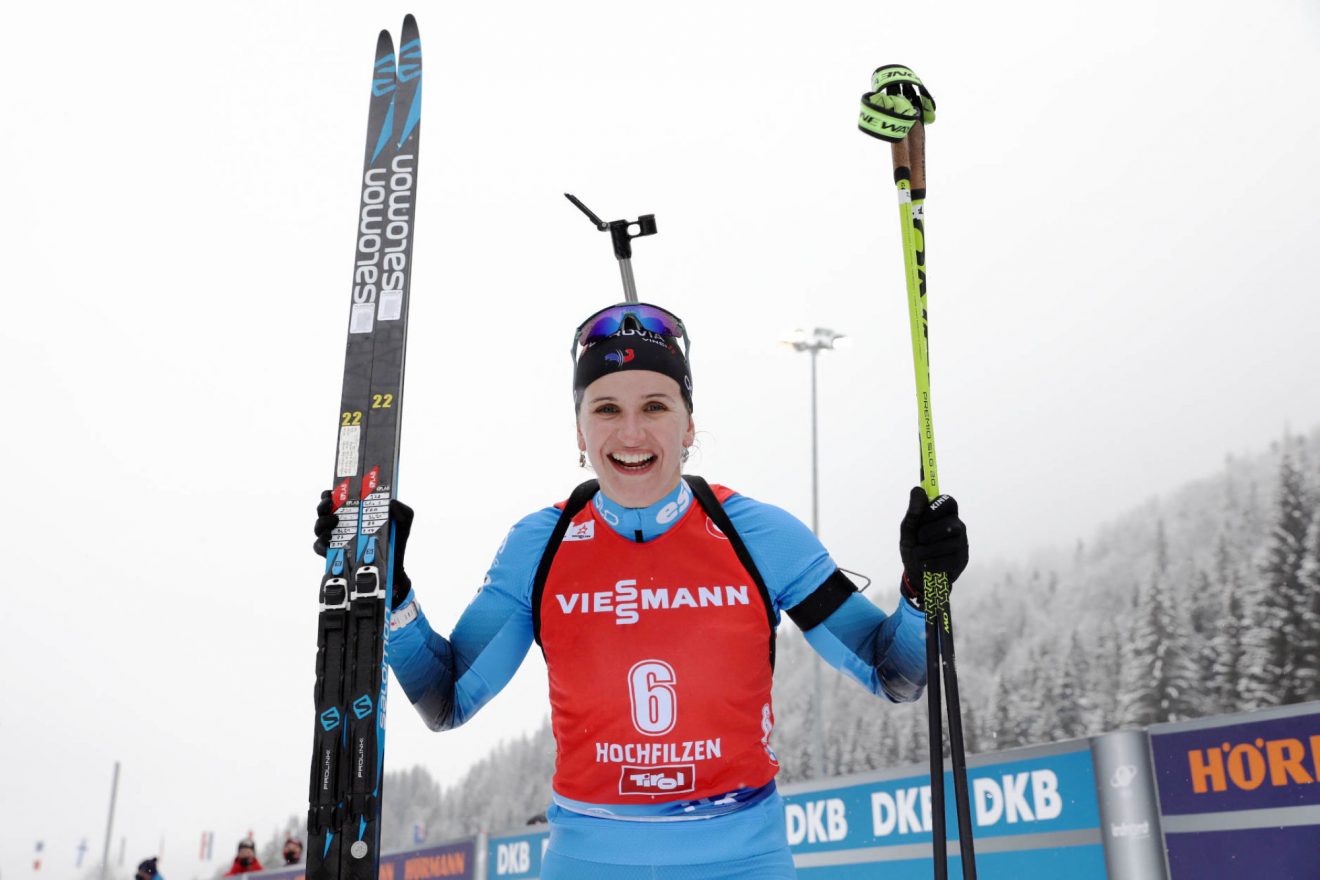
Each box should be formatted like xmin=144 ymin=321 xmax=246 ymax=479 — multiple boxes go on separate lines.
xmin=611 ymin=452 xmax=655 ymax=465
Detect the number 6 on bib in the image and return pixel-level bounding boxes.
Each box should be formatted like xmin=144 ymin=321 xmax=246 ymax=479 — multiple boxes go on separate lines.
xmin=628 ymin=660 xmax=677 ymax=736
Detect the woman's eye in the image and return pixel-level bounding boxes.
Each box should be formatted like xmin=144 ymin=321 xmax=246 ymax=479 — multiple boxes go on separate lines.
xmin=595 ymin=404 xmax=619 ymax=415
xmin=645 ymin=402 xmax=668 ymax=412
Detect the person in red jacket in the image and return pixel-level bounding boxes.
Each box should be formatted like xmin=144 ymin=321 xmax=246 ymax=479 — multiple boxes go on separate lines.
xmin=223 ymin=839 xmax=263 ymax=876
xmin=281 ymin=837 xmax=303 ymax=866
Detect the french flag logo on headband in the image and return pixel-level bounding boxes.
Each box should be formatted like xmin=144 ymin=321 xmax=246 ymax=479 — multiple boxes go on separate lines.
xmin=604 ymin=348 xmax=635 ymax=366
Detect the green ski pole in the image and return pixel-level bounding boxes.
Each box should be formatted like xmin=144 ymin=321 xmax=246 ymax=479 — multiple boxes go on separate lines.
xmin=859 ymin=64 xmax=978 ymax=880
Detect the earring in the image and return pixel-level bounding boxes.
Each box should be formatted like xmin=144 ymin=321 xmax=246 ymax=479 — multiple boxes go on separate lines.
xmin=578 ymin=451 xmax=587 ymax=468
xmin=681 ymin=448 xmax=690 ymax=464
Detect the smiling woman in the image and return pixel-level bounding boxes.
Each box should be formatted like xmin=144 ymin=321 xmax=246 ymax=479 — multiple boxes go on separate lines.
xmin=314 ymin=301 xmax=970 ymax=880
xmin=576 ymin=370 xmax=694 ymax=507
xmin=570 ymin=303 xmax=695 ymax=507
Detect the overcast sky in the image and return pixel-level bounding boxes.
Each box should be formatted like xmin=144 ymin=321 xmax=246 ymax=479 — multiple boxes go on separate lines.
xmin=3 ymin=1 xmax=1318 ymax=878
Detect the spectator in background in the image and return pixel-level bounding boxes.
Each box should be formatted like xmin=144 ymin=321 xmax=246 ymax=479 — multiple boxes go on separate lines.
xmin=281 ymin=837 xmax=303 ymax=866
xmin=224 ymin=839 xmax=263 ymax=876
xmin=135 ymin=858 xmax=162 ymax=880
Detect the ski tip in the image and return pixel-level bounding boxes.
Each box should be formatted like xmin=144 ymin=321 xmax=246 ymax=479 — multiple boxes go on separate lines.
xmin=372 ymin=29 xmax=397 ymax=99
xmin=396 ymin=18 xmax=421 ymax=89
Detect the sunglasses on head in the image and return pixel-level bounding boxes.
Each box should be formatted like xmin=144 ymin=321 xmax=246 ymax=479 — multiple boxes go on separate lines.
xmin=570 ymin=302 xmax=689 ymax=361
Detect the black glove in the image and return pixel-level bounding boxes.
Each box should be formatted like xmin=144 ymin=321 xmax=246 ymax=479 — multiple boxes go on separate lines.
xmin=313 ymin=490 xmax=414 ymax=608
xmin=898 ymin=486 xmax=968 ymax=611
xmin=388 ymin=499 xmax=414 ymax=606
xmin=313 ymin=489 xmax=339 ymax=557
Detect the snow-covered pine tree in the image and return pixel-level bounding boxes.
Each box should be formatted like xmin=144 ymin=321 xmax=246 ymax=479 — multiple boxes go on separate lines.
xmin=381 ymin=766 xmax=440 ymax=851
xmin=1295 ymin=507 xmax=1320 ymax=702
xmin=1023 ymin=643 xmax=1060 ymax=743
xmin=988 ymin=673 xmax=1013 ymax=750
xmin=959 ymin=696 xmax=979 ymax=755
xmin=1006 ymin=659 xmax=1040 ymax=747
xmin=849 ymin=709 xmax=888 ymax=772
xmin=908 ymin=701 xmax=931 ymax=761
xmin=1207 ymin=532 xmax=1248 ymax=714
xmin=1092 ymin=612 xmax=1125 ymax=732
xmin=1154 ymin=517 xmax=1170 ymax=575
xmin=1118 ymin=565 xmax=1199 ymax=726
xmin=1054 ymin=631 xmax=1091 ymax=739
xmin=1241 ymin=438 xmax=1315 ymax=707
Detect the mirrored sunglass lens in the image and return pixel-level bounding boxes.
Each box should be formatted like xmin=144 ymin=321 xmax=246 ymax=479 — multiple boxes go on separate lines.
xmin=636 ymin=315 xmax=673 ymax=335
xmin=577 ymin=305 xmax=683 ymax=346
xmin=633 ymin=306 xmax=682 ymax=336
xmin=578 ymin=315 xmax=622 ymax=344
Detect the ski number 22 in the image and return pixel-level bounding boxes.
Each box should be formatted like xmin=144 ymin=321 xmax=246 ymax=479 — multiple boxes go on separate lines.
xmin=628 ymin=659 xmax=677 ymax=736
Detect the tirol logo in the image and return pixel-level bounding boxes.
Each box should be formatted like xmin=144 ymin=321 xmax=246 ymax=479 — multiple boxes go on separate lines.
xmin=620 ymin=764 xmax=696 ymax=796
xmin=604 ymin=349 xmax=636 ymax=367
xmin=361 ymin=466 xmax=380 ymax=499
xmin=352 ymin=694 xmax=374 ymax=720
xmin=332 ymin=479 xmax=351 ymax=510
xmin=320 ymin=707 xmax=342 ymax=731
xmin=1187 ymin=734 xmax=1320 ymax=794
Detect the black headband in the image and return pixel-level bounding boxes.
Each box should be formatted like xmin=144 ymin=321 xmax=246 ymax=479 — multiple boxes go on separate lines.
xmin=573 ymin=328 xmax=693 ymax=412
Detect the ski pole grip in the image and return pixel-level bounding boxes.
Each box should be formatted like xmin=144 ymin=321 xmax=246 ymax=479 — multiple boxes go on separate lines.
xmin=857 ymin=64 xmax=936 ymax=142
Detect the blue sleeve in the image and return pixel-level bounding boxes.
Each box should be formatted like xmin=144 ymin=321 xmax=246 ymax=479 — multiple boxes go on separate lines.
xmin=722 ymin=492 xmax=926 ymax=703
xmin=720 ymin=493 xmax=837 ymax=616
xmin=387 ymin=506 xmax=558 ymax=730
xmin=804 ymin=593 xmax=927 ymax=702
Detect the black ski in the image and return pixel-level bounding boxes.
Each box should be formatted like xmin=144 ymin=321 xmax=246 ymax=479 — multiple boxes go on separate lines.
xmin=308 ymin=15 xmax=423 ymax=880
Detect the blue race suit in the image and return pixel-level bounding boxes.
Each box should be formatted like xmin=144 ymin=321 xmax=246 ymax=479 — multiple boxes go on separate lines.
xmin=388 ymin=479 xmax=928 ymax=878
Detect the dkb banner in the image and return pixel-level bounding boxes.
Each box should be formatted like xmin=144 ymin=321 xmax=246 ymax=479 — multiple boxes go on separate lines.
xmin=780 ymin=738 xmax=1108 ymax=878
xmin=485 ymin=830 xmax=549 ymax=880
xmin=1149 ymin=700 xmax=1320 ymax=880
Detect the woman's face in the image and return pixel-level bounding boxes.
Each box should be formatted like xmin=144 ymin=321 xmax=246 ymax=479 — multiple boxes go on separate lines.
xmin=577 ymin=370 xmax=694 ymax=508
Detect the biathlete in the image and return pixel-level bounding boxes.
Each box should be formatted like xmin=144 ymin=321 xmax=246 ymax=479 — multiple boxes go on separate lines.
xmin=313 ymin=301 xmax=969 ymax=879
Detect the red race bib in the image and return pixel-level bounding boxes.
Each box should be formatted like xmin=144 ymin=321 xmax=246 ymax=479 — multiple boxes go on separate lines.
xmin=539 ymin=485 xmax=779 ymax=803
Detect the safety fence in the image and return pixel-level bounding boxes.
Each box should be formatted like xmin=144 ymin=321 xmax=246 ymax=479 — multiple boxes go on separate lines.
xmin=253 ymin=699 xmax=1319 ymax=880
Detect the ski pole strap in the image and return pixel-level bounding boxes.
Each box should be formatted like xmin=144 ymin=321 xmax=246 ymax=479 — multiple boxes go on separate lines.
xmin=389 ymin=598 xmax=420 ymax=630
xmin=858 ymin=64 xmax=936 ymax=142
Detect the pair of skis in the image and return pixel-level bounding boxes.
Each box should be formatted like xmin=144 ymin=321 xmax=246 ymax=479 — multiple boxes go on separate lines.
xmin=308 ymin=16 xmax=423 ymax=880
xmin=860 ymin=67 xmax=978 ymax=879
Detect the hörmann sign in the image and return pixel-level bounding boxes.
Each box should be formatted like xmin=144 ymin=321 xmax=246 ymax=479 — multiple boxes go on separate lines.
xmin=1149 ymin=700 xmax=1320 ymax=879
